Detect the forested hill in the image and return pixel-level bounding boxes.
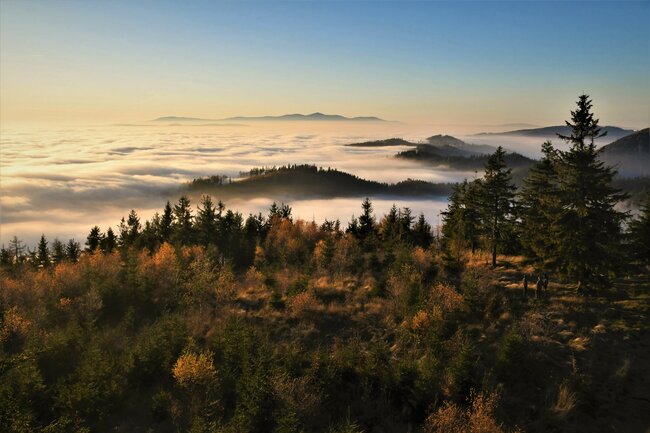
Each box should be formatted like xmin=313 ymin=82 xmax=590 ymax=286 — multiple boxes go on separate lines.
xmin=600 ymin=128 xmax=650 ymax=176
xmin=396 ymin=145 xmax=535 ymax=171
xmin=185 ymin=165 xmax=454 ymax=199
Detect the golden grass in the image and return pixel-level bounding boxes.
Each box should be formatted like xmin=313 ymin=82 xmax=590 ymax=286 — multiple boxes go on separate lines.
xmin=551 ymin=382 xmax=576 ymax=418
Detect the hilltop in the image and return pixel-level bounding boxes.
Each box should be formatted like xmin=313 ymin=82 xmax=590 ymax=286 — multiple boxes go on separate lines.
xmin=185 ymin=165 xmax=454 ymax=199
xmin=396 ymin=139 xmax=533 ymax=172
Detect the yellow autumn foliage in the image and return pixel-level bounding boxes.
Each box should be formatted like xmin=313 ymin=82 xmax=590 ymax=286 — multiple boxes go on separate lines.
xmin=172 ymin=350 xmax=217 ymax=389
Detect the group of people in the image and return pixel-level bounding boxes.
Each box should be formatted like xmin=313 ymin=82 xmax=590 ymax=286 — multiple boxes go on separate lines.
xmin=522 ymin=273 xmax=549 ymax=299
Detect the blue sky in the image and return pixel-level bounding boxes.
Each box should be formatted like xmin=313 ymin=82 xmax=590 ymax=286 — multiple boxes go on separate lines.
xmin=1 ymin=0 xmax=648 ymax=126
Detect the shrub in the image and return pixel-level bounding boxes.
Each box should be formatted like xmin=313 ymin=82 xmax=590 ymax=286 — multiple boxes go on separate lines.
xmin=172 ymin=350 xmax=217 ymax=389
xmin=425 ymin=390 xmax=504 ymax=433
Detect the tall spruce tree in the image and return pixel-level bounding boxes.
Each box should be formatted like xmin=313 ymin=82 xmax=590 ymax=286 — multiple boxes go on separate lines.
xmin=37 ymin=234 xmax=50 ymax=268
xmin=160 ymin=201 xmax=174 ymax=242
xmin=101 ymin=227 xmax=118 ymax=253
xmin=85 ymin=226 xmax=104 ymax=253
xmin=66 ymin=239 xmax=81 ymax=263
xmin=461 ymin=179 xmax=483 ymax=254
xmin=173 ymin=196 xmax=194 ymax=244
xmin=51 ymin=238 xmax=66 ymax=263
xmin=196 ymin=195 xmax=218 ymax=245
xmin=519 ymin=141 xmax=561 ymax=270
xmin=554 ymin=95 xmax=628 ymax=286
xmin=413 ymin=213 xmax=434 ymax=248
xmin=479 ymin=146 xmax=516 ymax=267
xmin=358 ymin=197 xmax=376 ymax=239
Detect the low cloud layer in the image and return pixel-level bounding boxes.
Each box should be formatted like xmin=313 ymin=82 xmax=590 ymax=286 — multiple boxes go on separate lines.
xmin=1 ymin=122 xmax=581 ymax=246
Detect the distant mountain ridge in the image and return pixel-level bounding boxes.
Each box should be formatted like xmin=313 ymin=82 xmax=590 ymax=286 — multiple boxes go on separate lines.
xmin=475 ymin=125 xmax=635 ymax=140
xmin=223 ymin=112 xmax=384 ymax=122
xmin=151 ymin=112 xmax=385 ymax=123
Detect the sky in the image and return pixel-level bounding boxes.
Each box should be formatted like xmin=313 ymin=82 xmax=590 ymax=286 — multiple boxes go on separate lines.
xmin=1 ymin=0 xmax=649 ymax=126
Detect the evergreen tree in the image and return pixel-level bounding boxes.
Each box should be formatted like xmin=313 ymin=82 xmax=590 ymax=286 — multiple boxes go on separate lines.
xmin=66 ymin=239 xmax=81 ymax=263
xmin=379 ymin=204 xmax=400 ymax=243
xmin=554 ymin=95 xmax=628 ymax=286
xmin=196 ymin=195 xmax=217 ymax=245
xmin=160 ymin=201 xmax=174 ymax=241
xmin=101 ymin=227 xmax=118 ymax=253
xmin=173 ymin=196 xmax=194 ymax=243
xmin=127 ymin=210 xmax=141 ymax=241
xmin=118 ymin=210 xmax=141 ymax=247
xmin=51 ymin=238 xmax=66 ymax=263
xmin=479 ymin=146 xmax=516 ymax=267
xmin=628 ymin=194 xmax=650 ymax=266
xmin=0 ymin=245 xmax=12 ymax=266
xmin=519 ymin=141 xmax=561 ymax=270
xmin=358 ymin=197 xmax=376 ymax=239
xmin=461 ymin=179 xmax=483 ymax=254
xmin=442 ymin=182 xmax=476 ymax=264
xmin=37 ymin=234 xmax=50 ymax=267
xmin=346 ymin=216 xmax=360 ymax=237
xmin=85 ymin=226 xmax=104 ymax=253
xmin=138 ymin=220 xmax=161 ymax=252
xmin=398 ymin=207 xmax=414 ymax=241
xmin=413 ymin=213 xmax=434 ymax=248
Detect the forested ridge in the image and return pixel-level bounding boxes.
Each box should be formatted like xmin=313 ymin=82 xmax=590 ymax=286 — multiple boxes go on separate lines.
xmin=1 ymin=96 xmax=649 ymax=432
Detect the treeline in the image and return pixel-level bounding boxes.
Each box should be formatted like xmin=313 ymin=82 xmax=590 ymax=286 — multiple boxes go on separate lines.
xmin=442 ymin=95 xmax=650 ymax=288
xmin=1 ymin=195 xmax=435 ymax=274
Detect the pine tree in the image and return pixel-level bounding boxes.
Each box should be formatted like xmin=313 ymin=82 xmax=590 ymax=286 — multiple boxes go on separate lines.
xmin=196 ymin=195 xmax=217 ymax=245
xmin=519 ymin=141 xmax=561 ymax=270
xmin=413 ymin=213 xmax=433 ymax=248
xmin=66 ymin=239 xmax=81 ymax=263
xmin=101 ymin=227 xmax=118 ymax=253
xmin=160 ymin=201 xmax=174 ymax=241
xmin=398 ymin=207 xmax=414 ymax=241
xmin=85 ymin=226 xmax=104 ymax=253
xmin=461 ymin=179 xmax=483 ymax=254
xmin=554 ymin=95 xmax=628 ymax=286
xmin=37 ymin=234 xmax=50 ymax=267
xmin=173 ymin=196 xmax=194 ymax=244
xmin=358 ymin=197 xmax=376 ymax=239
xmin=0 ymin=245 xmax=12 ymax=266
xmin=479 ymin=146 xmax=517 ymax=267
xmin=51 ymin=238 xmax=66 ymax=263
xmin=379 ymin=204 xmax=400 ymax=243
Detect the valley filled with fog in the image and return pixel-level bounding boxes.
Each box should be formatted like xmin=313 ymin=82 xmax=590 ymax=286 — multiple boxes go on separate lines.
xmin=0 ymin=121 xmax=623 ymax=246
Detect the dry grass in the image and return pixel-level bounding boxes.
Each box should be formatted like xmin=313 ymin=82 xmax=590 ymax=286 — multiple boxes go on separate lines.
xmin=568 ymin=336 xmax=590 ymax=351
xmin=551 ymin=382 xmax=576 ymax=419
xmin=424 ymin=390 xmax=505 ymax=433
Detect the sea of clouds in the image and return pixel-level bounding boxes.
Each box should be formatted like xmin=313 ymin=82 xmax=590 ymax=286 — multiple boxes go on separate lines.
xmin=0 ymin=121 xmax=594 ymax=247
